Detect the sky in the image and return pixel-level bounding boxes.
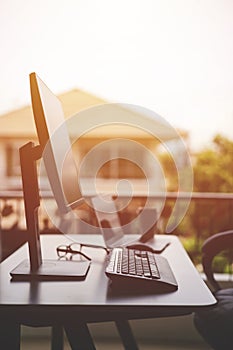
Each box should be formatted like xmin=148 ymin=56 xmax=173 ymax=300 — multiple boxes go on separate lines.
xmin=1 ymin=0 xmax=233 ymax=151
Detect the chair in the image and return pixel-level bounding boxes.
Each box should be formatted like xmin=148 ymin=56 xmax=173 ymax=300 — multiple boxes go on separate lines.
xmin=194 ymin=230 xmax=233 ymax=350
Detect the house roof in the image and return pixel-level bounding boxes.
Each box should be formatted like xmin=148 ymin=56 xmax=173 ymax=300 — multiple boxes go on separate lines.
xmin=0 ymin=89 xmax=106 ymax=138
xmin=0 ymin=88 xmax=186 ymax=142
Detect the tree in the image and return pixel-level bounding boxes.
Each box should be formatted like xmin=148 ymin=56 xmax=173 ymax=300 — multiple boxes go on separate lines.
xmin=160 ymin=134 xmax=233 ymax=266
xmin=193 ymin=134 xmax=233 ymax=193
xmin=189 ymin=134 xmax=233 ymax=247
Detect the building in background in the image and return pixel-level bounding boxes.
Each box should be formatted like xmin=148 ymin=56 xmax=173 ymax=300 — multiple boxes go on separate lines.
xmin=0 ymin=89 xmax=188 ymax=195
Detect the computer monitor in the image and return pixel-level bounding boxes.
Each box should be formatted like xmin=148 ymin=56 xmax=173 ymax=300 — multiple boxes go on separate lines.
xmin=10 ymin=73 xmax=91 ymax=279
xmin=29 ymin=72 xmax=158 ymax=247
xmin=30 ymin=72 xmax=83 ymax=214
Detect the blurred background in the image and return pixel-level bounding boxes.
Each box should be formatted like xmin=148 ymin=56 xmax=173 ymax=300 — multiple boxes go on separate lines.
xmin=1 ymin=0 xmax=233 ymax=261
xmin=0 ymin=1 xmax=233 ymax=348
xmin=0 ymin=0 xmax=232 ymax=258
xmin=1 ymin=0 xmax=233 ymax=148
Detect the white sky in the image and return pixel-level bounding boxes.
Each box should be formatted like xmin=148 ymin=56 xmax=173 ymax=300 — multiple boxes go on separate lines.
xmin=1 ymin=0 xmax=233 ymax=151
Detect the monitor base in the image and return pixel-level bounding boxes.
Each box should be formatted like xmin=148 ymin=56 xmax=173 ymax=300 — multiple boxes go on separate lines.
xmin=10 ymin=259 xmax=90 ymax=281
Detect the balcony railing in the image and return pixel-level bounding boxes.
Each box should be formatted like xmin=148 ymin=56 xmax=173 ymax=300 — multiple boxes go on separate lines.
xmin=1 ymin=190 xmax=233 ymax=266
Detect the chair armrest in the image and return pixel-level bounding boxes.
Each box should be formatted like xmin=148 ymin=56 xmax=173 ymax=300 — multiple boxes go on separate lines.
xmin=202 ymin=230 xmax=233 ymax=291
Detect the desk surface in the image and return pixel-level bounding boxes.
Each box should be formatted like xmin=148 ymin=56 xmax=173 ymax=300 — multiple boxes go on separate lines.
xmin=0 ymin=234 xmax=216 ymax=323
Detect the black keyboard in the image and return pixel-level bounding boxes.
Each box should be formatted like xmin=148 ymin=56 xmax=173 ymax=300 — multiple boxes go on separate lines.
xmin=105 ymin=247 xmax=178 ymax=292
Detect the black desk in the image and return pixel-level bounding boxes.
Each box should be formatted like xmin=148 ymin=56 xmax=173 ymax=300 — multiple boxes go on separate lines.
xmin=0 ymin=234 xmax=216 ymax=348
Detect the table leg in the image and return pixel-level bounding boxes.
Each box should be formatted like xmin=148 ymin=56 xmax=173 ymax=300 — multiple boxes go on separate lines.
xmin=115 ymin=320 xmax=139 ymax=350
xmin=64 ymin=322 xmax=96 ymax=350
xmin=51 ymin=325 xmax=64 ymax=350
xmin=0 ymin=321 xmax=20 ymax=349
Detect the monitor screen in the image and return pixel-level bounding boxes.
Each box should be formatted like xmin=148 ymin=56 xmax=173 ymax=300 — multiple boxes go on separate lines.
xmin=30 ymin=72 xmax=83 ymax=214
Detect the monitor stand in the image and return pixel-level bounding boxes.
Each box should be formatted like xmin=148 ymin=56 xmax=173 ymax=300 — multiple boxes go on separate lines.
xmin=10 ymin=142 xmax=90 ymax=281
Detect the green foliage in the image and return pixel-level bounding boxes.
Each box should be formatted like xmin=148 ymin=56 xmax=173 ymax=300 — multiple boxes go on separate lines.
xmin=180 ymin=236 xmax=203 ymax=266
xmin=159 ymin=134 xmax=233 ymax=270
xmin=159 ymin=134 xmax=233 ymax=193
xmin=188 ymin=134 xmax=233 ymax=244
xmin=193 ymin=134 xmax=233 ymax=193
xmin=212 ymin=254 xmax=231 ymax=274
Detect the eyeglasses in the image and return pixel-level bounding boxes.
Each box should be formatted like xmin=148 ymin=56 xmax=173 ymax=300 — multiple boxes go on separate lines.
xmin=56 ymin=242 xmax=109 ymax=262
